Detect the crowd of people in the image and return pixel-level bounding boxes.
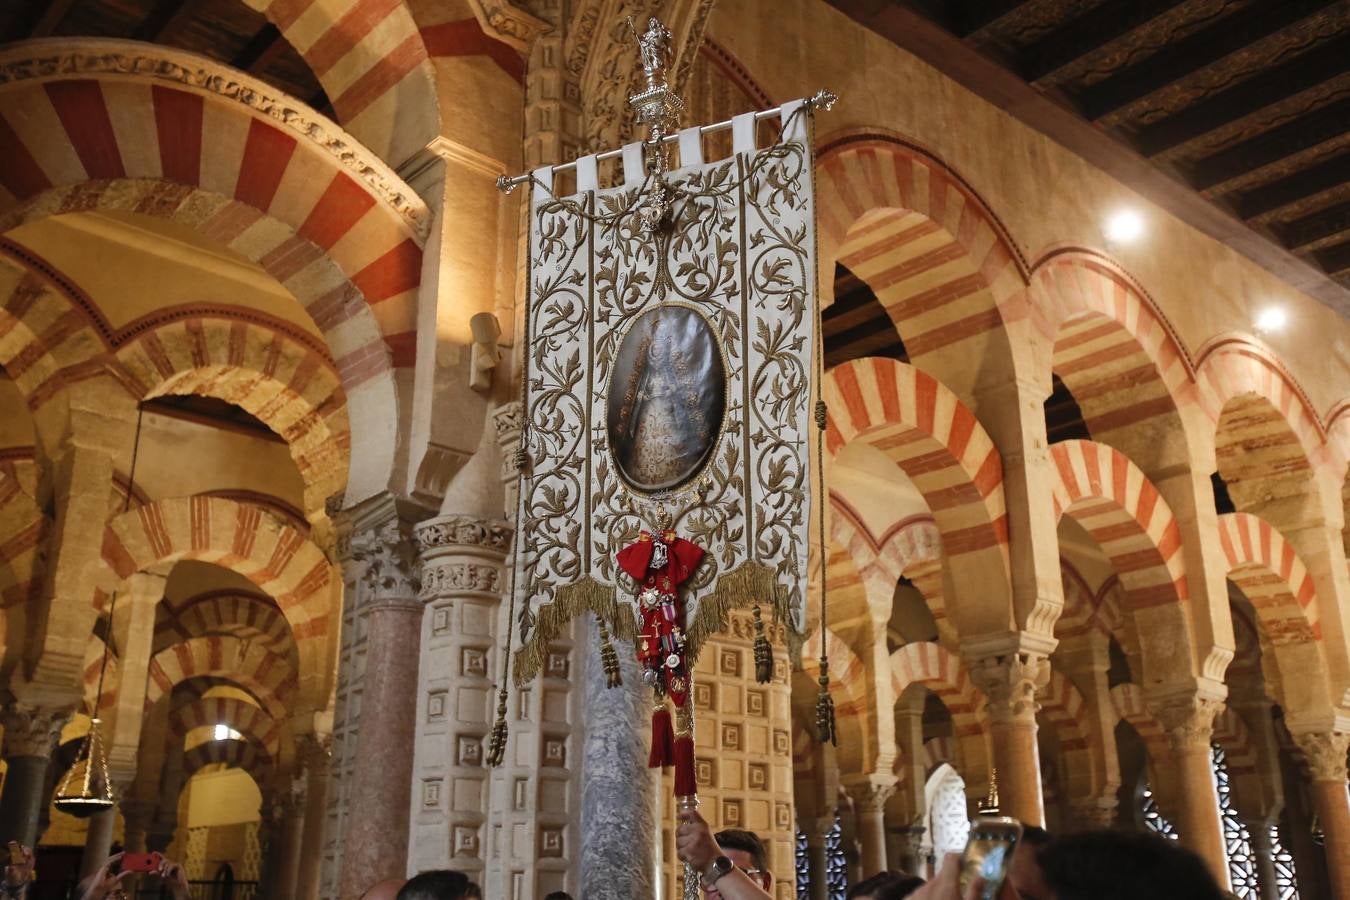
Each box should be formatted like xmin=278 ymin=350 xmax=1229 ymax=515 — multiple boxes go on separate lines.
xmin=1 ymin=811 xmax=1232 ymax=899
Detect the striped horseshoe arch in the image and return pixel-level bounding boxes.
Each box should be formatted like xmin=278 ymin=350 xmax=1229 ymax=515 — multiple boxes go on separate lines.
xmin=146 ymin=636 xmax=296 ymax=720
xmin=1216 ymin=513 xmax=1320 ymax=645
xmin=0 ymin=458 xmax=44 ymax=663
xmin=825 ymin=357 xmax=1011 ymax=636
xmin=170 ymin=694 xmax=283 ymax=759
xmin=158 ymin=590 xmax=296 ymax=659
xmin=104 ymin=496 xmax=333 ymax=706
xmin=183 ymin=735 xmax=272 ymax=787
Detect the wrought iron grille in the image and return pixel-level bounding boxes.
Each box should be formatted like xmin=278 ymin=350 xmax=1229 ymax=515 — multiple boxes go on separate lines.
xmin=1212 ymin=744 xmax=1259 ymax=898
xmin=1269 ymin=823 xmax=1300 ymax=899
xmin=1140 ymin=783 xmax=1178 ymax=840
xmin=826 ymin=815 xmax=848 ymax=900
xmin=796 ymin=828 xmax=810 ymax=900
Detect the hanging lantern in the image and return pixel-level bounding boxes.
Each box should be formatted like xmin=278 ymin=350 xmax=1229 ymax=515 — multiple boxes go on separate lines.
xmin=53 ymin=716 xmax=115 ymax=818
xmin=55 ymin=407 xmax=146 ymax=817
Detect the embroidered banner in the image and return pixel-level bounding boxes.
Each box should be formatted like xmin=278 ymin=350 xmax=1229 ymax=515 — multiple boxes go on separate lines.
xmin=513 ymin=102 xmax=817 ymax=682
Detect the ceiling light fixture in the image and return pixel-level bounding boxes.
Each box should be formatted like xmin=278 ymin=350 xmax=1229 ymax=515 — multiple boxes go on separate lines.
xmin=1104 ymin=209 xmax=1144 ymax=243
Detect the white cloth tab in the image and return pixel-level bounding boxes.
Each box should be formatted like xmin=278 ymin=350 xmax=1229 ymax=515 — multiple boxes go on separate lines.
xmin=531 ymin=166 xmax=553 ymax=204
xmin=678 ymin=127 xmax=704 ymax=168
xmin=780 ymin=98 xmax=808 ymax=143
xmin=576 ymin=154 xmax=599 ymax=193
xmin=622 ymin=142 xmax=645 ymax=186
xmin=732 ymin=111 xmax=758 ymax=155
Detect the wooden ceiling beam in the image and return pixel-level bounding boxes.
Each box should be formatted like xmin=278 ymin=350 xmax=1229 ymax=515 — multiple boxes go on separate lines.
xmin=949 ymin=0 xmax=1034 ymax=38
xmin=1278 ymin=200 xmax=1350 ymax=251
xmin=133 ymin=0 xmax=197 ymax=43
xmin=28 ymin=0 xmax=79 ymax=38
xmin=1135 ymin=35 xmax=1350 ymax=157
xmin=1314 ymin=240 xmax=1350 ymax=277
xmin=231 ymin=23 xmax=285 ymax=73
xmin=1018 ymin=0 xmax=1179 ymax=85
xmin=1237 ymin=149 xmax=1350 ymax=220
xmin=1079 ymin=0 xmax=1337 ymax=122
xmin=1191 ymin=97 xmax=1350 ymax=193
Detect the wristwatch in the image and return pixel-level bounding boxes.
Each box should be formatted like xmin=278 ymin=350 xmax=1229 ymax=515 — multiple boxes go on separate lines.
xmin=704 ymin=855 xmax=734 ymax=886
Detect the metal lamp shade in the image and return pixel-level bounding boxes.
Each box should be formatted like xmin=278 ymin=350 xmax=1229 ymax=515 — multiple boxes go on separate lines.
xmin=53 ymin=716 xmax=115 ymax=818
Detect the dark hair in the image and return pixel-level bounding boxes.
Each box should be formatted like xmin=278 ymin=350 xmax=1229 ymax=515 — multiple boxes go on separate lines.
xmin=715 ymin=829 xmax=768 ymax=872
xmin=1038 ymin=830 xmax=1223 ymax=900
xmin=847 ymin=871 xmax=926 ymax=899
xmin=542 ymin=894 xmax=574 ymax=900
xmin=396 ymin=871 xmax=474 ymax=900
xmin=1019 ymin=824 xmax=1051 ymax=848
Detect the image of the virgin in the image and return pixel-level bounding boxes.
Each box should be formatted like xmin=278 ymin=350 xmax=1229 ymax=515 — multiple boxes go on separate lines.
xmin=606 ymin=306 xmax=725 ymax=492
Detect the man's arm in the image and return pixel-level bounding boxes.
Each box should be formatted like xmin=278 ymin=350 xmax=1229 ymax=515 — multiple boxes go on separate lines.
xmin=675 ymin=811 xmax=773 ymax=900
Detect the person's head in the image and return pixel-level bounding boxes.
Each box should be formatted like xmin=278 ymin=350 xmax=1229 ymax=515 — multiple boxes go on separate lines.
xmin=1036 ymin=830 xmax=1223 ymax=900
xmin=542 ymin=893 xmax=574 ymax=900
xmin=360 ymin=879 xmax=407 ymax=900
xmin=846 ymin=870 xmax=925 ymax=899
xmin=1008 ymin=825 xmax=1053 ymax=900
xmin=395 ymin=870 xmax=475 ymax=900
xmin=711 ymin=829 xmax=772 ymax=897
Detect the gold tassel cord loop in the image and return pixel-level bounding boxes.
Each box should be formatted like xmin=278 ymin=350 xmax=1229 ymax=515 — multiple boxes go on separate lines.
xmin=598 ymin=616 xmax=623 ymax=689
xmin=485 ymin=690 xmax=509 ymax=768
xmin=752 ymin=605 xmax=773 ymax=684
xmin=815 ymin=659 xmax=836 ymax=746
xmin=814 ymin=399 xmax=827 ymax=431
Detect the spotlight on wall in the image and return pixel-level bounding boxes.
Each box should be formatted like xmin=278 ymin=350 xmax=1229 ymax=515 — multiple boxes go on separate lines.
xmin=1255 ymin=307 xmax=1287 ymax=333
xmin=1104 ymin=209 xmax=1144 ymax=243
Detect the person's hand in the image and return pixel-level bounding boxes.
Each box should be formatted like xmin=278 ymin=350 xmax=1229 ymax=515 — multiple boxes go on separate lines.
xmin=77 ymin=853 xmax=132 ymax=900
xmin=4 ymin=843 xmax=34 ymax=889
xmin=158 ymin=859 xmax=189 ymax=900
xmin=675 ymin=809 xmax=722 ymax=875
xmin=908 ymin=854 xmax=1020 ymax=900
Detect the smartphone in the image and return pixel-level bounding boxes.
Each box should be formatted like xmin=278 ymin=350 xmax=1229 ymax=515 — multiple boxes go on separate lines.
xmin=121 ymin=852 xmax=163 ymax=874
xmin=6 ymin=842 xmax=23 ymax=866
xmin=959 ymin=816 xmax=1022 ymax=900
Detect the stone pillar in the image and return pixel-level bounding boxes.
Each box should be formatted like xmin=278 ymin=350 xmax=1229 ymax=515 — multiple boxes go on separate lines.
xmin=105 ymin=572 xmax=165 ymax=786
xmin=295 ymin=733 xmax=331 ymax=900
xmin=969 ymin=653 xmax=1047 ymax=826
xmin=409 ymin=512 xmax=512 ymax=881
xmin=274 ymin=788 xmax=306 ymax=899
xmin=579 ymin=619 xmax=654 ymax=900
xmin=0 ymin=703 xmax=66 ymax=846
xmin=844 ymin=775 xmax=897 ymax=877
xmin=121 ymin=796 xmax=156 ymax=853
xmin=337 ymin=504 xmax=424 ymax=900
xmin=1068 ymin=796 xmax=1117 ymax=831
xmin=1242 ymin=819 xmax=1280 ymax=900
xmin=79 ymin=806 xmax=117 ymax=878
xmin=1292 ymin=731 xmax=1350 ymax=900
xmin=889 ymin=825 xmax=925 ymax=877
xmin=806 ymin=817 xmax=833 ymax=900
xmin=1157 ymin=695 xmax=1229 ymax=889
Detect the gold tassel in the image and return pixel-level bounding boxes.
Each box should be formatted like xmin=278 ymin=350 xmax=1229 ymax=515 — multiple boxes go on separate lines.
xmin=978 ymin=767 xmax=1000 ymax=815
xmin=485 ymin=689 xmax=509 ymax=767
xmin=752 ymin=605 xmax=773 ymax=684
xmin=598 ymin=617 xmax=622 ymax=689
xmin=815 ymin=659 xmax=836 ymax=745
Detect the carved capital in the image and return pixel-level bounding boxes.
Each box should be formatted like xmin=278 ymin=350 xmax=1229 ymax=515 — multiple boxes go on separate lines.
xmin=1069 ymin=796 xmax=1118 ymax=829
xmin=415 ymin=515 xmax=513 ymax=555
xmin=970 ymin=653 xmax=1047 ymax=726
xmin=1 ymin=703 xmax=68 ymax=757
xmin=1156 ymin=696 xmax=1223 ymax=754
xmin=893 ymin=824 xmax=926 ymax=857
xmin=843 ymin=775 xmax=899 ymax=814
xmin=296 ymin=732 xmax=333 ymax=774
xmin=350 ymin=519 xmax=420 ymax=599
xmin=420 ymin=562 xmax=503 ymax=599
xmin=466 ymin=0 xmax=549 ymax=52
xmin=1292 ymin=731 xmax=1350 ymax=782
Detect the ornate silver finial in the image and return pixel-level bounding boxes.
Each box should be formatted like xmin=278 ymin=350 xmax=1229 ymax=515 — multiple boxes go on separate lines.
xmin=496 ymin=173 xmax=518 ymax=194
xmin=627 ymin=16 xmax=684 ymax=238
xmin=808 ymin=89 xmax=839 ymax=112
xmin=637 ymin=16 xmax=674 ymax=91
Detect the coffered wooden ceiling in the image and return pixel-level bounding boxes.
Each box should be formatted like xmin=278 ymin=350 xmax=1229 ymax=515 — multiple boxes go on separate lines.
xmin=0 ymin=0 xmax=333 ymax=117
xmin=826 ymin=0 xmax=1350 ymax=316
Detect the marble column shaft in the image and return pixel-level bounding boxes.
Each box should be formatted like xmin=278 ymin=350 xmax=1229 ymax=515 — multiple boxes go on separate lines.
xmin=579 ymin=617 xmax=655 ymax=900
xmin=970 ymin=654 xmax=1046 ymax=826
xmin=79 ymin=806 xmax=118 ymax=879
xmin=1158 ymin=696 xmax=1229 ymax=890
xmin=1293 ymin=731 xmax=1350 ymax=900
xmin=844 ymin=776 xmax=897 ymax=878
xmin=0 ymin=704 xmax=66 ymax=847
xmin=338 ymin=515 xmax=424 ymax=900
xmin=1243 ymin=820 xmax=1280 ymax=900
xmin=275 ymin=790 xmax=306 ymax=898
xmin=296 ymin=734 xmax=332 ymax=900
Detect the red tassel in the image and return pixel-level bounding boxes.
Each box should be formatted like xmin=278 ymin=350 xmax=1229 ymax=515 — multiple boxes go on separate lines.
xmin=673 ymin=734 xmax=696 ymax=797
xmin=649 ymin=707 xmax=675 ymax=768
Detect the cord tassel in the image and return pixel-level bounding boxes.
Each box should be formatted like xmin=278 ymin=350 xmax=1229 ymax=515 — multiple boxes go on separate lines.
xmin=485 ymin=690 xmax=509 ymax=767
xmin=598 ymin=617 xmax=622 ymax=688
xmin=752 ymin=605 xmax=773 ymax=684
xmin=649 ymin=704 xmax=675 ymax=768
xmin=673 ymin=733 xmax=696 ymax=796
xmin=815 ymin=659 xmax=836 ymax=745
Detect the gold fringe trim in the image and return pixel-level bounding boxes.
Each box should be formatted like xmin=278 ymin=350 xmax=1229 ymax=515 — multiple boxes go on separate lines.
xmin=683 ymin=561 xmax=805 ymax=662
xmin=513 ymin=577 xmax=638 ymax=685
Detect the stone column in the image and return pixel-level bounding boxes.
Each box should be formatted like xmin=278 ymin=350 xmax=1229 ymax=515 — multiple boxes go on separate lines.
xmin=1157 ymin=695 xmax=1229 ymax=889
xmin=1242 ymin=818 xmax=1280 ymax=900
xmin=105 ymin=572 xmax=165 ymax=786
xmin=1068 ymin=796 xmax=1117 ymax=831
xmin=806 ymin=816 xmax=833 ymax=900
xmin=79 ymin=806 xmax=117 ymax=878
xmin=1293 ymin=731 xmax=1350 ymax=900
xmin=969 ymin=653 xmax=1047 ymax=826
xmin=338 ymin=505 xmax=424 ymax=900
xmin=844 ymin=775 xmax=897 ymax=877
xmin=409 ymin=511 xmax=512 ymax=882
xmin=274 ymin=787 xmax=306 ymax=899
xmin=295 ymin=733 xmax=332 ymax=900
xmin=579 ymin=617 xmax=655 ymax=900
xmin=888 ymin=825 xmax=925 ymax=877
xmin=0 ymin=703 xmax=66 ymax=846
xmin=121 ymin=796 xmax=156 ymax=853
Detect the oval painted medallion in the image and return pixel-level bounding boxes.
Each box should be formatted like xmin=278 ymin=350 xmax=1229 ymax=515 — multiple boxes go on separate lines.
xmin=606 ymin=306 xmax=726 ymax=492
